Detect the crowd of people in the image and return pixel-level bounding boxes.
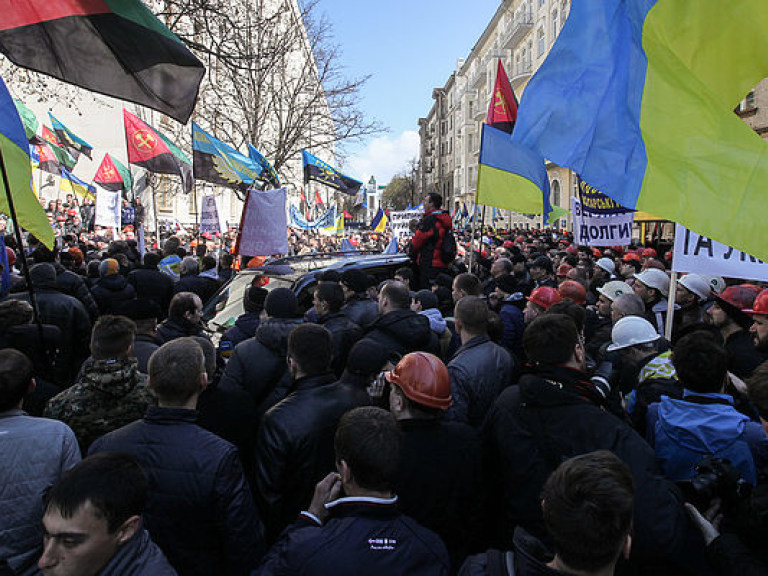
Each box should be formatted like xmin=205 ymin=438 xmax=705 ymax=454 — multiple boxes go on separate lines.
xmin=3 ymin=191 xmax=768 ymax=576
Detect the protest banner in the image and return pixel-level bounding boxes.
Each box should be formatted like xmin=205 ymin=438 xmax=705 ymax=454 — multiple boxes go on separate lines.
xmin=571 ymin=197 xmax=634 ymax=246
xmin=94 ymin=186 xmax=120 ymax=229
xmin=199 ymin=194 xmax=224 ymax=234
xmin=672 ymin=223 xmax=768 ymax=282
xmin=389 ymin=209 xmax=423 ymax=240
xmin=238 ymin=188 xmax=288 ymax=256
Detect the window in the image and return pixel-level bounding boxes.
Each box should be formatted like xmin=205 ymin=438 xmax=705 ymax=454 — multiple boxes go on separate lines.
xmin=537 ymin=27 xmax=545 ymax=56
xmin=551 ymin=180 xmax=561 ymax=207
xmin=552 ymin=9 xmax=559 ymax=39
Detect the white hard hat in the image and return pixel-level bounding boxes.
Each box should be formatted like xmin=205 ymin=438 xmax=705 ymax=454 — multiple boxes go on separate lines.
xmin=677 ymin=273 xmax=711 ymax=300
xmin=596 ymin=257 xmax=615 ymax=275
xmin=607 ymin=316 xmax=661 ymax=351
xmin=706 ymin=276 xmax=726 ymax=295
xmin=633 ymin=269 xmax=670 ymax=298
xmin=597 ymin=280 xmax=633 ymax=302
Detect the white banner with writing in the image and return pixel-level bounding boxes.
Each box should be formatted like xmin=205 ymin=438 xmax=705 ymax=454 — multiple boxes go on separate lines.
xmin=672 ymin=223 xmax=768 ymax=282
xmin=389 ymin=209 xmax=424 ymax=240
xmin=571 ymin=198 xmax=634 ymax=246
xmin=199 ymin=195 xmax=224 ymax=234
xmin=94 ymin=186 xmax=120 ymax=229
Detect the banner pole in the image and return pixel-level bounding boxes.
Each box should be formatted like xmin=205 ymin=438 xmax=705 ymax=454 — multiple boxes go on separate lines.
xmin=664 ymin=270 xmax=677 ymax=341
xmin=468 ymin=201 xmax=478 ymax=273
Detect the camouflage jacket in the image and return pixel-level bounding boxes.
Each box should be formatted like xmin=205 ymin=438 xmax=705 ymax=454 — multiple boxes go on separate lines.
xmin=44 ymin=357 xmax=155 ymax=452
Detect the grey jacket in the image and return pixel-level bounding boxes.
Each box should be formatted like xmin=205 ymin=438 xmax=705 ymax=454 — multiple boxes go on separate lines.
xmin=445 ymin=335 xmax=514 ymax=428
xmin=0 ymin=410 xmax=80 ymax=574
xmin=94 ymin=526 xmax=177 ymax=575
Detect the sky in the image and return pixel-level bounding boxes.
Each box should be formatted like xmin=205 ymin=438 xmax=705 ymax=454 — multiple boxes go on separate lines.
xmin=316 ymin=0 xmax=500 ymax=186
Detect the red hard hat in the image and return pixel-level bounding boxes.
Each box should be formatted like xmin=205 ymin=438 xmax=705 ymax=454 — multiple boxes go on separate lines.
xmin=385 ymin=352 xmax=452 ymax=410
xmin=623 ymin=252 xmax=642 ymax=262
xmin=558 ymin=239 xmax=570 ymax=247
xmin=558 ymin=280 xmax=587 ymax=305
xmin=642 ymin=248 xmax=657 ymax=258
xmin=716 ymin=285 xmax=758 ymax=312
xmin=745 ymin=289 xmax=768 ymax=316
xmin=557 ymin=263 xmax=573 ymax=276
xmin=527 ymin=286 xmax=563 ymax=310
xmin=503 ymin=240 xmax=514 ymax=249
xmin=591 ymin=247 xmax=602 ymax=258
xmin=566 ymin=245 xmax=578 ymax=255
xmin=515 ymin=236 xmax=525 ymax=243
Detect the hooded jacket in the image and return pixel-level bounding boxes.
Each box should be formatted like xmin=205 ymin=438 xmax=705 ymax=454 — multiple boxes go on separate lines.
xmin=52 ymin=261 xmax=99 ymax=320
xmin=647 ymin=391 xmax=768 ymax=485
xmin=219 ymin=317 xmax=303 ymax=407
xmin=220 ymin=311 xmax=262 ymax=349
xmin=91 ymin=274 xmax=136 ymax=314
xmin=127 ymin=266 xmax=174 ymax=320
xmin=365 ymin=309 xmax=439 ymax=359
xmin=156 ymin=316 xmax=208 ymax=344
xmin=342 ymin=294 xmax=378 ymax=327
xmin=420 ymin=307 xmax=447 ymax=334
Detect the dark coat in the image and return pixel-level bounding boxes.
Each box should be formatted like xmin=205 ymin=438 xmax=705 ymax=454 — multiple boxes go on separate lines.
xmin=365 ymin=309 xmax=439 ymax=359
xmin=342 ymin=295 xmax=378 ymax=327
xmin=255 ymin=373 xmax=366 ymax=541
xmin=725 ymin=329 xmax=768 ymax=379
xmin=220 ymin=312 xmax=261 ymax=349
xmin=318 ymin=311 xmax=362 ymax=376
xmin=53 ymin=262 xmax=99 ymax=320
xmin=255 ymin=500 xmax=450 ymax=576
xmin=446 ymin=335 xmax=514 ymax=428
xmin=89 ymin=406 xmax=265 ymax=576
xmin=174 ymin=273 xmax=220 ymax=304
xmin=127 ymin=266 xmax=174 ymax=319
xmin=91 ymin=274 xmax=136 ymax=314
xmin=396 ymin=418 xmax=484 ymax=570
xmin=482 ymin=365 xmax=706 ymax=573
xmin=95 ymin=527 xmax=177 ymax=576
xmin=132 ymin=333 xmax=160 ymax=373
xmin=219 ymin=318 xmax=303 ymax=408
xmin=156 ymin=317 xmax=209 ymax=344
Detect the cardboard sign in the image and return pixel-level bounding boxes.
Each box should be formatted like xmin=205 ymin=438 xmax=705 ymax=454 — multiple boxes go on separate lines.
xmin=94 ymin=187 xmax=120 ymax=229
xmin=238 ymin=188 xmax=289 ymax=256
xmin=199 ymin=195 xmax=224 ymax=234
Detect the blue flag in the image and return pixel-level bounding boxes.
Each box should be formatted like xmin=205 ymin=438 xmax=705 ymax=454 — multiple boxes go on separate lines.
xmin=192 ymin=122 xmax=261 ymax=188
xmin=302 ymin=150 xmax=362 ymax=196
xmin=248 ymin=144 xmax=280 ymax=188
xmin=383 ymin=236 xmax=399 ymax=254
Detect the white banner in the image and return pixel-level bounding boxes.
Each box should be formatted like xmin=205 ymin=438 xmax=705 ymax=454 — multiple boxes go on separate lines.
xmin=94 ymin=187 xmax=120 ymax=229
xmin=238 ymin=188 xmax=289 ymax=256
xmin=672 ymin=223 xmax=768 ymax=282
xmin=389 ymin=209 xmax=424 ymax=240
xmin=571 ymin=198 xmax=634 ymax=246
xmin=199 ymin=195 xmax=224 ymax=234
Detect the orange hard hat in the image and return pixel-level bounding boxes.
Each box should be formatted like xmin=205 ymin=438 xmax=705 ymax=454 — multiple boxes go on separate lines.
xmin=716 ymin=285 xmax=758 ymax=312
xmin=745 ymin=289 xmax=768 ymax=316
xmin=527 ymin=286 xmax=563 ymax=310
xmin=558 ymin=280 xmax=587 ymax=305
xmin=386 ymin=352 xmax=451 ymax=410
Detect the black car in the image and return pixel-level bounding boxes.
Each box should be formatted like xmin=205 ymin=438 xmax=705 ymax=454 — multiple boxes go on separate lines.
xmin=203 ymin=251 xmax=411 ymax=337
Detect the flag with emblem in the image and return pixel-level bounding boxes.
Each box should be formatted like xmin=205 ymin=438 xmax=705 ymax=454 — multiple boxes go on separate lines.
xmin=302 ymin=150 xmax=362 ymax=196
xmin=94 ymin=153 xmax=132 ymax=194
xmin=40 ymin=125 xmax=76 ymax=171
xmin=0 ymin=0 xmax=204 ymax=124
xmin=192 ymin=122 xmax=260 ymax=189
xmin=248 ymin=144 xmax=280 ymax=189
xmin=49 ymin=113 xmax=93 ymax=160
xmin=32 ymin=142 xmax=60 ymax=175
xmin=486 ymin=59 xmax=518 ymax=134
xmin=124 ymin=109 xmax=192 ymax=193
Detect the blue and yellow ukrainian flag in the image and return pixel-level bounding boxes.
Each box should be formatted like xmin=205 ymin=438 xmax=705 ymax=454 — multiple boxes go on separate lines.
xmin=60 ymin=167 xmax=95 ymax=198
xmin=0 ymin=76 xmax=53 ymax=248
xmin=500 ymin=0 xmax=768 ymax=259
xmin=370 ymin=207 xmax=388 ymax=233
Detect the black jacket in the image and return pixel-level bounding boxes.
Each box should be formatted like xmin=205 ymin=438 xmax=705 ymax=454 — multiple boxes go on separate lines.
xmin=89 ymin=405 xmax=265 ymax=576
xmin=725 ymin=329 xmax=768 ymax=379
xmin=220 ymin=312 xmax=261 ymax=349
xmin=318 ymin=312 xmax=362 ymax=376
xmin=53 ymin=262 xmax=99 ymax=321
xmin=156 ymin=317 xmax=209 ymax=344
xmin=255 ymin=499 xmax=450 ymax=576
xmin=446 ymin=335 xmax=514 ymax=428
xmin=174 ymin=272 xmax=221 ymax=304
xmin=91 ymin=274 xmax=136 ymax=314
xmin=255 ymin=373 xmax=367 ymax=541
xmin=342 ymin=294 xmax=378 ymax=327
xmin=483 ymin=365 xmax=706 ymax=573
xmin=132 ymin=333 xmax=160 ymax=373
xmin=365 ymin=309 xmax=439 ymax=359
xmin=396 ymin=418 xmax=485 ymax=571
xmin=219 ymin=318 xmax=303 ymax=409
xmin=127 ymin=266 xmax=174 ymax=319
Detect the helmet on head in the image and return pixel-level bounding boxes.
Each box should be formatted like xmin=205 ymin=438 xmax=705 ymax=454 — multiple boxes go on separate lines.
xmin=556 ymin=263 xmax=573 ymax=277
xmin=597 ymin=280 xmax=633 ymax=302
xmin=715 ymin=285 xmax=758 ymax=313
xmin=596 ymin=257 xmax=615 ymax=275
xmin=591 ymin=247 xmax=602 ymax=258
xmin=385 ymin=352 xmax=451 ymax=410
xmin=677 ymin=273 xmax=711 ymax=300
xmin=527 ymin=286 xmax=563 ymax=310
xmin=607 ymin=316 xmax=660 ymax=351
xmin=707 ymin=276 xmax=726 ymax=295
xmin=633 ymin=269 xmax=670 ymax=297
xmin=745 ymin=289 xmax=768 ymax=316
xmin=558 ymin=280 xmax=586 ymax=305
xmin=642 ymin=248 xmax=657 ymax=258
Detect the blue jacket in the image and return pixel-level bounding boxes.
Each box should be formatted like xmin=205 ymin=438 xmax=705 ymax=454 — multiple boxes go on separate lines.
xmin=221 ymin=312 xmax=262 ymax=349
xmin=89 ymin=406 xmax=265 ymax=576
xmin=647 ymin=391 xmax=768 ymax=485
xmin=255 ymin=498 xmax=450 ymax=576
xmin=446 ymin=335 xmax=514 ymax=428
xmin=498 ymin=299 xmax=525 ymax=360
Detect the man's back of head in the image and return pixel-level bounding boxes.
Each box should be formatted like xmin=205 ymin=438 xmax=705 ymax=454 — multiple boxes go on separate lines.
xmin=91 ymin=315 xmax=136 ymax=361
xmin=0 ymin=348 xmax=33 ymax=411
xmin=541 ymin=450 xmax=634 ymax=575
xmin=672 ymin=331 xmax=727 ymax=394
xmin=379 ymin=281 xmax=410 ymax=313
xmin=454 ymin=296 xmax=488 ymax=337
xmin=524 ymin=314 xmax=580 ymax=367
xmin=287 ymin=324 xmax=333 ymax=378
xmin=148 ymin=339 xmax=206 ymax=406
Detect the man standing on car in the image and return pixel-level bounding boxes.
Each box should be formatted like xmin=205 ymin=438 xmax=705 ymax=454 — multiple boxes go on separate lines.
xmin=409 ymin=193 xmax=453 ymax=289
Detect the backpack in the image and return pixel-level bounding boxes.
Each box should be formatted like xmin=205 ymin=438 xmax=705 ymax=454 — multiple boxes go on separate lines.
xmin=440 ymin=228 xmax=457 ymax=264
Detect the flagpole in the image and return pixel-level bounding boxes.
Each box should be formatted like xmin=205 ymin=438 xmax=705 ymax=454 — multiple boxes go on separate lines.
xmin=0 ymin=145 xmax=48 ymax=350
xmin=469 ymin=201 xmax=478 ymax=273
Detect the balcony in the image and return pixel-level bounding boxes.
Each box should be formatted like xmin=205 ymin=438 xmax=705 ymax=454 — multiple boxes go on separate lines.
xmin=501 ymin=13 xmax=533 ymax=49
xmin=468 ymin=63 xmax=486 ymax=89
xmin=511 ymin=61 xmax=533 ymax=88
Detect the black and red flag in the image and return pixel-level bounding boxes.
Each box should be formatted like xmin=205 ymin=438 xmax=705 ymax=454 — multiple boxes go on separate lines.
xmin=34 ymin=143 xmax=60 ymax=175
xmin=93 ymin=153 xmax=125 ymax=192
xmin=124 ymin=109 xmax=192 ymax=192
xmin=0 ymin=1 xmax=204 ymax=124
xmin=486 ymin=59 xmax=519 ymax=134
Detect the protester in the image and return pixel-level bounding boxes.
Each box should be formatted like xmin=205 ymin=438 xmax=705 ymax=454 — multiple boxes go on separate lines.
xmin=156 ymin=292 xmax=208 ymax=343
xmin=409 ymin=192 xmax=454 ymax=288
xmin=91 ymin=257 xmax=136 ymax=314
xmin=127 ymin=251 xmax=174 ymax=319
xmin=340 ymin=268 xmax=379 ymax=327
xmin=313 ymin=282 xmax=362 ymax=376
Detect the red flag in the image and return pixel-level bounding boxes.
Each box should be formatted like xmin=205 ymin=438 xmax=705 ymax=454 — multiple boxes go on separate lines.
xmin=314 ymin=189 xmax=323 ymax=205
xmin=93 ymin=153 xmax=124 ymax=192
xmin=486 ymin=59 xmax=518 ymax=134
xmin=299 ymin=187 xmax=307 ymax=204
